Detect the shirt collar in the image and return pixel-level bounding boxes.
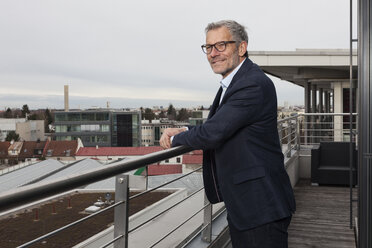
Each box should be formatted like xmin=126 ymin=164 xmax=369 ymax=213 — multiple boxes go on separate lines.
xmin=220 ymin=58 xmax=246 ymax=89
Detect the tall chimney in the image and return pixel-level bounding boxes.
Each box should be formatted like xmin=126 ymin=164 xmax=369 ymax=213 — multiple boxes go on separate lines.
xmin=64 ymin=85 xmax=69 ymax=112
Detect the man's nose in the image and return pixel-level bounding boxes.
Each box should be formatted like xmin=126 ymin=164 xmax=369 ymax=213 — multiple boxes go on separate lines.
xmin=210 ymin=46 xmax=220 ymax=57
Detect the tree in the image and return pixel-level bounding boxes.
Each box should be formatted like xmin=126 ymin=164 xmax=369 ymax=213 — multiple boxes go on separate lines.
xmin=158 ymin=111 xmax=166 ymax=119
xmin=167 ymin=104 xmax=176 ymax=120
xmin=5 ymin=131 xmax=20 ymax=142
xmin=44 ymin=108 xmax=53 ymax=133
xmin=140 ymin=107 xmax=144 ymax=120
xmin=176 ymin=108 xmax=190 ymax=121
xmin=28 ymin=113 xmax=42 ymax=120
xmin=4 ymin=108 xmax=12 ymax=118
xmin=21 ymin=104 xmax=30 ymax=118
xmin=143 ymin=108 xmax=155 ymax=122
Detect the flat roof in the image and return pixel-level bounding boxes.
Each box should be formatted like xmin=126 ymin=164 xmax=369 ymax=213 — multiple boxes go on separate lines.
xmin=249 ymin=49 xmax=357 ymax=88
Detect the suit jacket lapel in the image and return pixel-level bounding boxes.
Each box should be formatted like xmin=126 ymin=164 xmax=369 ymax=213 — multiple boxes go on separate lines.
xmin=208 ymin=86 xmax=223 ymax=119
xmin=217 ymin=58 xmax=254 ymax=109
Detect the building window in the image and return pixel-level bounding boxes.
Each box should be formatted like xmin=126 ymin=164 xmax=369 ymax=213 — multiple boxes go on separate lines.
xmin=70 ymin=125 xmax=81 ymax=132
xmin=55 ymin=113 xmax=67 ymax=121
xmin=47 ymin=149 xmax=53 ymax=156
xmin=176 ymin=157 xmax=181 ymax=163
xmin=81 ymin=124 xmax=100 ymax=132
xmin=165 ymin=159 xmax=169 ymax=163
xmin=97 ymin=135 xmax=109 ymax=143
xmin=96 ymin=113 xmax=109 ymax=121
xmin=55 ymin=125 xmax=67 ymax=132
xmin=68 ymin=113 xmax=81 ymax=121
xmin=82 ymin=136 xmax=90 ymax=143
xmin=101 ymin=125 xmax=110 ymax=132
xmin=82 ymin=113 xmax=95 ymax=121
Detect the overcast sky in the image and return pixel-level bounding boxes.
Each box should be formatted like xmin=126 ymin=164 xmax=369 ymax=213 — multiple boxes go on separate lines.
xmin=0 ymin=0 xmax=356 ymax=110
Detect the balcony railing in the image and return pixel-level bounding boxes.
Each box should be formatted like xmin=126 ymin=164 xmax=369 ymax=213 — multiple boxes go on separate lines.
xmin=0 ymin=112 xmax=357 ymax=247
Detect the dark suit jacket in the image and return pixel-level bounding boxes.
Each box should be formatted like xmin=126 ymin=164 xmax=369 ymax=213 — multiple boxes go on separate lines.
xmin=172 ymin=58 xmax=295 ymax=230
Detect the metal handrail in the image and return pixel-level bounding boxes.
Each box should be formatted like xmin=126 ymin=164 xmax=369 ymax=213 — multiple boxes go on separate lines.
xmin=300 ymin=113 xmax=357 ymax=116
xmin=129 ymin=187 xmax=204 ymax=233
xmin=0 ymin=145 xmax=193 ymax=213
xmin=277 ymin=114 xmax=298 ymax=124
xmin=149 ymin=203 xmax=210 ymax=248
xmin=100 ymin=235 xmax=124 ymax=248
xmin=180 ymin=207 xmax=227 ymax=248
xmin=129 ymin=166 xmax=202 ymax=201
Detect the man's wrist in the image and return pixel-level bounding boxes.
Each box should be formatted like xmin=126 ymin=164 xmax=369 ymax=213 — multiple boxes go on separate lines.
xmin=171 ymin=127 xmax=188 ymax=143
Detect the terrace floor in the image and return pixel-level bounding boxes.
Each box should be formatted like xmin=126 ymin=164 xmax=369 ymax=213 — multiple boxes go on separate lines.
xmin=288 ymin=180 xmax=357 ymax=248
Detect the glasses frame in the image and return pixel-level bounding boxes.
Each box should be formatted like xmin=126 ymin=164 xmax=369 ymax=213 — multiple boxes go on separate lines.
xmin=201 ymin=41 xmax=236 ymax=54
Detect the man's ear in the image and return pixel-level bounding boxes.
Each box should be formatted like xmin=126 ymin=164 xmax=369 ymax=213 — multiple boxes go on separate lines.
xmin=238 ymin=41 xmax=248 ymax=57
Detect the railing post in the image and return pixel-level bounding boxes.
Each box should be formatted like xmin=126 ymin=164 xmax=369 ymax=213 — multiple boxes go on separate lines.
xmin=145 ymin=166 xmax=149 ymax=191
xmin=114 ymin=174 xmax=129 ymax=248
xmin=278 ymin=122 xmax=283 ymax=149
xmin=295 ymin=116 xmax=300 ymax=151
xmin=287 ymin=120 xmax=292 ymax=158
xmin=201 ymin=194 xmax=212 ymax=243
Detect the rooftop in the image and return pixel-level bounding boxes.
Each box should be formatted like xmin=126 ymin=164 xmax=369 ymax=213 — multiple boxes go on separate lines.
xmin=44 ymin=140 xmax=79 ymax=157
xmin=54 ymin=108 xmax=139 ymax=113
xmin=0 ymin=191 xmax=172 ymax=248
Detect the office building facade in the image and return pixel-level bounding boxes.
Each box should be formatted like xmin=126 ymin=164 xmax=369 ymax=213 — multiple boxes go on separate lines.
xmin=53 ymin=110 xmax=141 ymax=147
xmin=141 ymin=119 xmax=188 ymax=146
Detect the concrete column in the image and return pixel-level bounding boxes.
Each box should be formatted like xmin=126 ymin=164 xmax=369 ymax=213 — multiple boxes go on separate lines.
xmin=311 ymin=84 xmax=317 ymax=144
xmin=324 ymin=91 xmax=330 ymax=113
xmin=304 ymin=82 xmax=311 ymax=145
xmin=311 ymin=84 xmax=317 ymax=113
xmin=304 ymin=82 xmax=311 ymax=113
xmin=332 ymin=83 xmax=343 ymax=141
xmin=319 ymin=88 xmax=324 ymax=113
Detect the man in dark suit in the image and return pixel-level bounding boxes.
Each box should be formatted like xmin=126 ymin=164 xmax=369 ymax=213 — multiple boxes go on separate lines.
xmin=160 ymin=20 xmax=295 ymax=248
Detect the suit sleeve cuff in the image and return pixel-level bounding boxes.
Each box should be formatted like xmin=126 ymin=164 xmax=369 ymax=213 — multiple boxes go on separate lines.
xmin=171 ymin=126 xmax=188 ymax=144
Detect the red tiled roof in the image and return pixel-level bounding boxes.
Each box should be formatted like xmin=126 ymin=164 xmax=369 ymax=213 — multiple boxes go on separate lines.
xmin=0 ymin=142 xmax=10 ymax=158
xmin=8 ymin=142 xmax=23 ymax=154
xmin=44 ymin=140 xmax=78 ymax=157
xmin=182 ymin=154 xmax=203 ymax=164
xmin=19 ymin=141 xmax=46 ymax=158
xmin=190 ymin=150 xmax=203 ymax=155
xmin=76 ymin=146 xmax=163 ymax=156
xmin=148 ymin=164 xmax=182 ymax=175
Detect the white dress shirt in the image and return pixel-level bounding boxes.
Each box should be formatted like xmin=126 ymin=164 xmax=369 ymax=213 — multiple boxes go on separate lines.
xmin=219 ymin=59 xmax=246 ymax=103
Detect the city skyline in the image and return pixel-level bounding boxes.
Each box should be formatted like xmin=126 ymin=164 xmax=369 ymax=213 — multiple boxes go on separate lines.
xmin=0 ymin=0 xmax=355 ymax=110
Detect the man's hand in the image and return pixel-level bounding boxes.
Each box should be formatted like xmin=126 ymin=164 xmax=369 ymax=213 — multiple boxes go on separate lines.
xmin=160 ymin=127 xmax=187 ymax=149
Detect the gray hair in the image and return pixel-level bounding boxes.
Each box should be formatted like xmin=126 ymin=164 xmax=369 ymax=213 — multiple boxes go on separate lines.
xmin=205 ymin=20 xmax=248 ymax=57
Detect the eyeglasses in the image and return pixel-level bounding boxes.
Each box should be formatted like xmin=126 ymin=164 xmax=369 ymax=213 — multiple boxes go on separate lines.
xmin=201 ymin=41 xmax=236 ymax=54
